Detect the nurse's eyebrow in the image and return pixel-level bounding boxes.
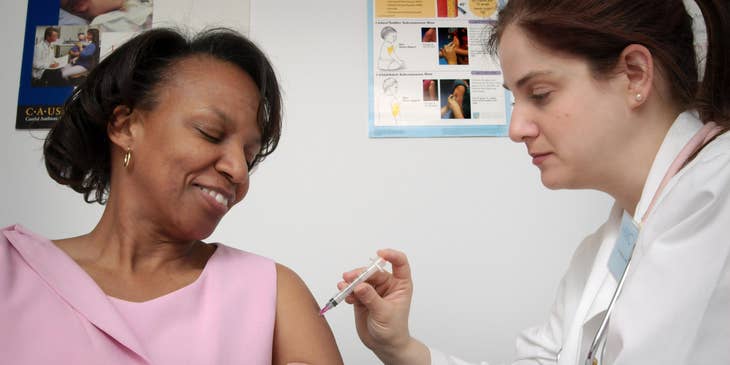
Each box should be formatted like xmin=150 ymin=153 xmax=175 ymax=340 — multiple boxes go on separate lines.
xmin=502 ymin=70 xmax=554 ymax=91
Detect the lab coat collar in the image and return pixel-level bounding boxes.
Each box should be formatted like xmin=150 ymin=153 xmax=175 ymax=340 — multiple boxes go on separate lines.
xmin=2 ymin=225 xmax=152 ymax=364
xmin=633 ymin=111 xmax=703 ymax=221
xmin=632 ymin=111 xmax=702 ymax=263
xmin=569 ymin=112 xmax=704 ymax=362
xmin=582 ymin=112 xmax=703 ymax=327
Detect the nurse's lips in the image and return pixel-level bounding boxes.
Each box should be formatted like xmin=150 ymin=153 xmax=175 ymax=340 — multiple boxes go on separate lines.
xmin=529 ymin=152 xmax=551 ymax=166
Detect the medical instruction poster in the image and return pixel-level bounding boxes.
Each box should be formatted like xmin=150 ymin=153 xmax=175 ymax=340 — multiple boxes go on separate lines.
xmin=368 ymin=0 xmax=512 ymax=138
xmin=16 ymin=0 xmax=250 ymax=129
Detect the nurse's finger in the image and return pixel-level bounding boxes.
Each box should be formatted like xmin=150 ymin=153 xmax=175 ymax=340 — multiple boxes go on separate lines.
xmin=337 ymin=280 xmax=361 ymax=304
xmin=352 ymin=282 xmax=388 ymax=315
xmin=376 ymin=248 xmax=411 ymax=281
xmin=337 ymin=280 xmax=388 ymax=305
xmin=342 ymin=268 xmax=393 ymax=297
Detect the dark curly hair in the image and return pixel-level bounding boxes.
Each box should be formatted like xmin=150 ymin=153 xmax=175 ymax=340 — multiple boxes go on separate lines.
xmin=43 ymin=27 xmax=282 ymax=204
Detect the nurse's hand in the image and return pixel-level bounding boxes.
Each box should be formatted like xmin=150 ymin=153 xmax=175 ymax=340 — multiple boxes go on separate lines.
xmin=339 ymin=249 xmax=430 ymax=365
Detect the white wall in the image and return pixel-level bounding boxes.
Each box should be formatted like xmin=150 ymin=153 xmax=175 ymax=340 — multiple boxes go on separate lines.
xmin=0 ymin=1 xmax=612 ymax=363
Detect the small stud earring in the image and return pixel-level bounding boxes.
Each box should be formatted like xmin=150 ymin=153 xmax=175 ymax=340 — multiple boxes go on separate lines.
xmin=635 ymin=93 xmax=643 ymax=102
xmin=123 ymin=147 xmax=132 ymax=168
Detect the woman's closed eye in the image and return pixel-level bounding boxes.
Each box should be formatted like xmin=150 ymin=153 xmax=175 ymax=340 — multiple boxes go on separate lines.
xmin=245 ymin=150 xmax=260 ymax=171
xmin=197 ymin=127 xmax=223 ymax=143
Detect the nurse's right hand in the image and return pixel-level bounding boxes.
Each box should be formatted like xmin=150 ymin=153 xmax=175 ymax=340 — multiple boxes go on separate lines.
xmin=339 ymin=249 xmax=430 ymax=365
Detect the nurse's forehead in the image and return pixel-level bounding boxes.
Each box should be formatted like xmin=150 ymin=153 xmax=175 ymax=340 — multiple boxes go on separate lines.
xmin=498 ymin=25 xmax=562 ymax=87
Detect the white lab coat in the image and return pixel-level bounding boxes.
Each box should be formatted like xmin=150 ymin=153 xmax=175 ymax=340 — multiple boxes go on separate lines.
xmin=430 ymin=111 xmax=730 ymax=365
xmin=32 ymin=40 xmax=55 ymax=80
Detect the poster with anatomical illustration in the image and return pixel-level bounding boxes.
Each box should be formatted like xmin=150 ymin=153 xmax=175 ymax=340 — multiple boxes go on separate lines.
xmin=368 ymin=0 xmax=512 ymax=138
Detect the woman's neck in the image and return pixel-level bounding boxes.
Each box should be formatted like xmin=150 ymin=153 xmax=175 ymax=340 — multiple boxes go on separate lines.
xmin=68 ymin=195 xmax=202 ymax=275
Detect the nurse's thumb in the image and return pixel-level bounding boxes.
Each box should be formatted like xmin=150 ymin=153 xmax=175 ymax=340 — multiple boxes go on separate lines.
xmin=353 ymin=283 xmax=387 ymax=314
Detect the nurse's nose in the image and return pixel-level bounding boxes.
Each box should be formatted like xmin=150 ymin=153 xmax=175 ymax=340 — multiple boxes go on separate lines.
xmin=508 ymin=103 xmax=539 ymax=143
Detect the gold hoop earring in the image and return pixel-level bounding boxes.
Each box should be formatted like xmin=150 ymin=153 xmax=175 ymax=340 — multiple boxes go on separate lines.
xmin=123 ymin=148 xmax=132 ymax=168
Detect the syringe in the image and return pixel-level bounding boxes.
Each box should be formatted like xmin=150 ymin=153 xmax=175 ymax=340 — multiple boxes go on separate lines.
xmin=319 ymin=257 xmax=388 ymax=315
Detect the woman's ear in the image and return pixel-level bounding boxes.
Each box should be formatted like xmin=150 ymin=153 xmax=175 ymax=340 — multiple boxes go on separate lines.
xmin=107 ymin=105 xmax=139 ymax=150
xmin=618 ymin=44 xmax=654 ymax=108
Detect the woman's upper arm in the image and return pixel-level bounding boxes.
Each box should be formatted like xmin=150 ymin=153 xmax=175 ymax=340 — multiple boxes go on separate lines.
xmin=272 ymin=263 xmax=343 ymax=365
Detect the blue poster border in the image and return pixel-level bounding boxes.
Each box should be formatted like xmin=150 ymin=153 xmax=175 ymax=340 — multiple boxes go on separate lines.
xmin=16 ymin=0 xmax=76 ymax=129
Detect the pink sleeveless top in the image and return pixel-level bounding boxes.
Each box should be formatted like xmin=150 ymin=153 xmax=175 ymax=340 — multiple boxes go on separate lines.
xmin=0 ymin=224 xmax=277 ymax=365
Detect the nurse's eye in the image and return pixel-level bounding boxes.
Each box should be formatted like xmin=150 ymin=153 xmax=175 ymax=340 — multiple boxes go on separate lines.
xmin=530 ymin=90 xmax=552 ymax=104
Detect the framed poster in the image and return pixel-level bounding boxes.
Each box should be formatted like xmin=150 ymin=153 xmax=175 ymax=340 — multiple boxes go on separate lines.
xmin=368 ymin=0 xmax=512 ymax=138
xmin=16 ymin=0 xmax=250 ymax=129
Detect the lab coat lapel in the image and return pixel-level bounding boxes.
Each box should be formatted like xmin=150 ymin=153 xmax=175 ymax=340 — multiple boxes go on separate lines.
xmin=582 ymin=272 xmax=616 ymax=328
xmin=555 ymin=204 xmax=620 ymax=364
xmin=580 ymin=205 xmax=621 ymax=327
xmin=4 ymin=226 xmax=152 ymax=364
xmin=560 ymin=255 xmax=620 ymax=365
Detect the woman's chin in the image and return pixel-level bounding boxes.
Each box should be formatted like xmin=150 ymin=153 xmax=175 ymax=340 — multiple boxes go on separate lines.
xmin=175 ymin=220 xmax=221 ymax=241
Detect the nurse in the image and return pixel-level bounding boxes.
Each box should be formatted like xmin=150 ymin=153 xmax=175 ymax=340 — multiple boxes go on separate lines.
xmin=339 ymin=0 xmax=730 ymax=363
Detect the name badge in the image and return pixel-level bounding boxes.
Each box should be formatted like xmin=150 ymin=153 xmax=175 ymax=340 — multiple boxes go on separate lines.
xmin=608 ymin=211 xmax=639 ymax=281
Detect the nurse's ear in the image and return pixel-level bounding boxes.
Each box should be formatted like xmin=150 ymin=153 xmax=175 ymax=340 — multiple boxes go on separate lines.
xmin=616 ymin=44 xmax=654 ymax=108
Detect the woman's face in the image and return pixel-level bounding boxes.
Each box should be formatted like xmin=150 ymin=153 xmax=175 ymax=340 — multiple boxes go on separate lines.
xmin=125 ymin=56 xmax=262 ymax=240
xmin=86 ymin=31 xmax=94 ymax=42
xmin=499 ymin=25 xmax=632 ymax=190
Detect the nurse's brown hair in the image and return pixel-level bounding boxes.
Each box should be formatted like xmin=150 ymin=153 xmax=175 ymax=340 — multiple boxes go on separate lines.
xmin=487 ymin=0 xmax=730 ymax=127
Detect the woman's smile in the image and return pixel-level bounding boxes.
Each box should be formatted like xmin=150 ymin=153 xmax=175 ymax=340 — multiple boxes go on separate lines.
xmin=195 ymin=184 xmax=232 ymax=214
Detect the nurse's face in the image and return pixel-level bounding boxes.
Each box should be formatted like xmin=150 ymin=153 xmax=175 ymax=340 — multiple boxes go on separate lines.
xmin=499 ymin=25 xmax=633 ymax=191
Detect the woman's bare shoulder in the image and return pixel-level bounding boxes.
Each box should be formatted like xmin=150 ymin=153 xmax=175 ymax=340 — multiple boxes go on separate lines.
xmin=273 ymin=263 xmax=343 ymax=365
